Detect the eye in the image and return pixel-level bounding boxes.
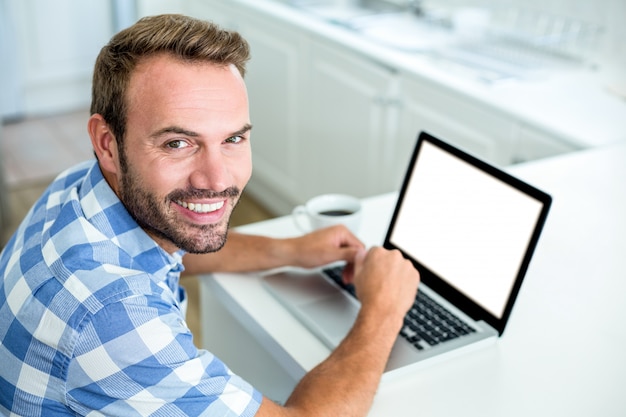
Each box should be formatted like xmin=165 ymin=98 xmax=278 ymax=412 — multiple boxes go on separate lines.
xmin=225 ymin=135 xmax=244 ymax=144
xmin=165 ymin=139 xmax=190 ymax=149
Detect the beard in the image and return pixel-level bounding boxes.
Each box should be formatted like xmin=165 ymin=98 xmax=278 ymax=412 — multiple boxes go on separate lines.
xmin=117 ymin=152 xmax=241 ymax=254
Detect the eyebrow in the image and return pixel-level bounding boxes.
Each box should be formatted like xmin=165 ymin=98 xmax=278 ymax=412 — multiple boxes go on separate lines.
xmin=231 ymin=123 xmax=253 ymax=138
xmin=150 ymin=126 xmax=199 ymax=138
xmin=150 ymin=123 xmax=253 ymax=139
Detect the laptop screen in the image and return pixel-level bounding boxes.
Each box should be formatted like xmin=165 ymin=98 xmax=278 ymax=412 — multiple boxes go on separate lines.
xmin=385 ymin=132 xmax=551 ymax=334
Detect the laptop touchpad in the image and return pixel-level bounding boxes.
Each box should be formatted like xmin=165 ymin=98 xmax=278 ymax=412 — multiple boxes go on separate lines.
xmin=299 ymin=294 xmax=359 ymax=347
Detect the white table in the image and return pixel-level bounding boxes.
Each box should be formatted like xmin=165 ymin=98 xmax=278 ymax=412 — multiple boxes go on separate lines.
xmin=199 ymin=143 xmax=626 ymax=416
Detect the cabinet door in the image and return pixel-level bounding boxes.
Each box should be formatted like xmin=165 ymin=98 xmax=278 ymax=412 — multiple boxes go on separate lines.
xmin=390 ymin=74 xmax=516 ymax=191
xmin=237 ymin=19 xmax=305 ymax=211
xmin=301 ymin=41 xmax=396 ymax=199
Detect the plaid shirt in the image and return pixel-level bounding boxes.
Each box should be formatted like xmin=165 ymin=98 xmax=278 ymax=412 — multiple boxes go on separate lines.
xmin=0 ymin=161 xmax=262 ymax=416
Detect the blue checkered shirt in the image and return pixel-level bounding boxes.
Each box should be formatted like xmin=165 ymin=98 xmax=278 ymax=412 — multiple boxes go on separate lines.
xmin=0 ymin=160 xmax=262 ymax=416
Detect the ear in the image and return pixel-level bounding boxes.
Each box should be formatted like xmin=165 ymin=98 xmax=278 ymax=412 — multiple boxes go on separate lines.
xmin=88 ymin=114 xmax=120 ymax=177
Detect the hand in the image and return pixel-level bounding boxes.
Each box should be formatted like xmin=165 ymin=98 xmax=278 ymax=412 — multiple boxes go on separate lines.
xmin=256 ymin=247 xmax=419 ymax=417
xmin=287 ymin=225 xmax=365 ymax=270
xmin=350 ymin=247 xmax=420 ymax=326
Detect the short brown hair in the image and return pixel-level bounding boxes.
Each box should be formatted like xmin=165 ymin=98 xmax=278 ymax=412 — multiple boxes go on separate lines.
xmin=90 ymin=14 xmax=250 ymax=146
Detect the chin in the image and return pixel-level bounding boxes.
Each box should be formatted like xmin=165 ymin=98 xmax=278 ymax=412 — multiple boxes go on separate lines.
xmin=182 ymin=240 xmax=227 ymax=254
xmin=176 ymin=225 xmax=229 ymax=254
xmin=147 ymin=219 xmax=229 ymax=254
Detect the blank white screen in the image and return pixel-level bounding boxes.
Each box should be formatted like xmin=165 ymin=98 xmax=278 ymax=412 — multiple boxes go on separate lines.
xmin=390 ymin=141 xmax=543 ymax=318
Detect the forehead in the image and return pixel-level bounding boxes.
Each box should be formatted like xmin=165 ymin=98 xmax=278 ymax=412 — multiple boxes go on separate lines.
xmin=124 ymin=54 xmax=249 ymax=131
xmin=126 ymin=54 xmax=247 ymax=109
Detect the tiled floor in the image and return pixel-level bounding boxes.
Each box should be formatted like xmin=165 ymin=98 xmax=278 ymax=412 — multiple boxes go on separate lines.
xmin=1 ymin=109 xmax=275 ymax=347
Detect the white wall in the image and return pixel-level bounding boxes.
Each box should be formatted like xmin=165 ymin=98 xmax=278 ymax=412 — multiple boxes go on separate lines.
xmin=0 ymin=1 xmax=23 ymax=119
xmin=0 ymin=0 xmax=184 ymax=120
xmin=1 ymin=0 xmax=115 ymax=119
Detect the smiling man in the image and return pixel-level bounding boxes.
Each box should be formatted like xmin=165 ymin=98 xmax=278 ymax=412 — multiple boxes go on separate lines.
xmin=90 ymin=55 xmax=252 ymax=255
xmin=0 ymin=14 xmax=419 ymax=417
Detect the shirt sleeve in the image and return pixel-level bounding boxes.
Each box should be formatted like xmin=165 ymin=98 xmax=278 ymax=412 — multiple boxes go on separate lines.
xmin=65 ymin=294 xmax=263 ymax=416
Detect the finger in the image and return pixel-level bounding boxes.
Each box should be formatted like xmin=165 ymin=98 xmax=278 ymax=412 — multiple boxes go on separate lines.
xmin=326 ymin=225 xmax=365 ymax=249
xmin=342 ymin=262 xmax=355 ymax=284
xmin=337 ymin=246 xmax=362 ymax=263
xmin=352 ymin=247 xmax=368 ymax=277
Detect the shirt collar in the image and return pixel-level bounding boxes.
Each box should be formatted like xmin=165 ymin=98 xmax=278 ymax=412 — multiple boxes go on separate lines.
xmin=78 ymin=161 xmax=186 ymax=275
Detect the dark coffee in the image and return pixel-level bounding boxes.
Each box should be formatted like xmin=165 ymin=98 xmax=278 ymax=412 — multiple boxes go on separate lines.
xmin=318 ymin=210 xmax=354 ymax=216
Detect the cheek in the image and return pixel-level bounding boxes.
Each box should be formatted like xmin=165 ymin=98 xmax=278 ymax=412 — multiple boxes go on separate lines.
xmin=134 ymin=158 xmax=182 ymax=196
xmin=235 ymin=149 xmax=253 ymax=185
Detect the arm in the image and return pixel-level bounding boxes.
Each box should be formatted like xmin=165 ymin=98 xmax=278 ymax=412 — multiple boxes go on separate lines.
xmin=67 ymin=295 xmax=262 ymax=416
xmin=182 ymin=225 xmax=364 ymax=275
xmin=257 ymin=247 xmax=420 ymax=417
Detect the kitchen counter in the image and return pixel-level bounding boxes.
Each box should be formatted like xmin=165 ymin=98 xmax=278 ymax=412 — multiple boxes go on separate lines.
xmin=227 ymin=0 xmax=626 ymax=149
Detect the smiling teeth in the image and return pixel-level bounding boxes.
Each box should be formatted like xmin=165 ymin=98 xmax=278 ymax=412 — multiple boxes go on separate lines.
xmin=177 ymin=200 xmax=224 ymax=213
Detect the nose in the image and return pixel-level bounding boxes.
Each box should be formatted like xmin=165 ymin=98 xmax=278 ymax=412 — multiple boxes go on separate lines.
xmin=188 ymin=148 xmax=232 ymax=192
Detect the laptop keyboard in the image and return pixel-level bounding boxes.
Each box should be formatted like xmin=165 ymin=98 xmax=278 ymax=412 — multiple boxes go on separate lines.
xmin=323 ymin=266 xmax=475 ymax=351
xmin=402 ymin=290 xmax=476 ymax=349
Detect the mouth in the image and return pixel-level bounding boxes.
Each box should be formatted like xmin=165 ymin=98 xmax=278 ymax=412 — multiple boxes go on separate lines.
xmin=175 ymin=200 xmax=225 ymax=214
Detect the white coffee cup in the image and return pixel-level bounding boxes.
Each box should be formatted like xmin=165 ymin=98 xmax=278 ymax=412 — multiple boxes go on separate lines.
xmin=292 ymin=194 xmax=362 ymax=234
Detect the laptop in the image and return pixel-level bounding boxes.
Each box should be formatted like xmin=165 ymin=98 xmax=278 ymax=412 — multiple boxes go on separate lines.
xmin=262 ymin=131 xmax=552 ymax=377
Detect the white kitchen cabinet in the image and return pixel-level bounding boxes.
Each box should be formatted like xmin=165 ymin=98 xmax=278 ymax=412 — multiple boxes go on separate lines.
xmin=299 ymin=40 xmax=397 ymax=200
xmin=238 ymin=15 xmax=309 ymax=213
xmin=300 ymin=44 xmax=519 ymax=198
xmin=387 ymin=73 xmax=517 ymax=190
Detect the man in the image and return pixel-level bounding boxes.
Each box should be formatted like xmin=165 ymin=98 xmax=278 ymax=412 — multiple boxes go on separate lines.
xmin=0 ymin=14 xmax=419 ymax=416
